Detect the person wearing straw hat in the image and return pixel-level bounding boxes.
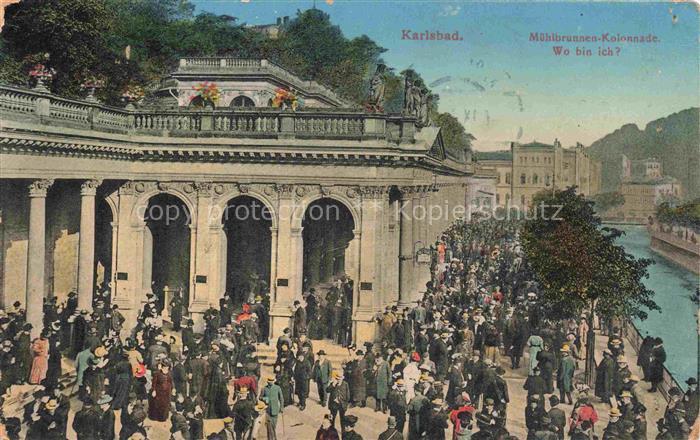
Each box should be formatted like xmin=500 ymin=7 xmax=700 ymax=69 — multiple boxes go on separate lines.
xmin=261 ymin=375 xmax=284 ymax=432
xmin=603 ymin=407 xmax=623 ymax=439
xmin=231 ymin=387 xmax=256 ymax=440
xmin=327 ymin=370 xmax=350 ymax=430
xmin=557 ymin=345 xmax=575 ymax=404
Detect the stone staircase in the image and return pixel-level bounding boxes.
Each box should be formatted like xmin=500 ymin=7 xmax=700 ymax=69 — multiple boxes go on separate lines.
xmin=256 ymin=338 xmax=352 ymax=367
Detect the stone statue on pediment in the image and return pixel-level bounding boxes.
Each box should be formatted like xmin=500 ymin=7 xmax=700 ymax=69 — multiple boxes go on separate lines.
xmin=367 ymin=64 xmax=386 ymax=112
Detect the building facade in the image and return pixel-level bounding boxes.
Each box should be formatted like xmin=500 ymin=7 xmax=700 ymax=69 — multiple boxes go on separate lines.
xmin=609 ymin=155 xmax=682 ymax=223
xmin=0 ymin=58 xmax=473 ymax=342
xmin=476 ymin=141 xmax=602 ymax=209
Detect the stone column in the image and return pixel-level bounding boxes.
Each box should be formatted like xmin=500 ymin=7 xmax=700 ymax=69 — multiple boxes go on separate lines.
xmin=78 ymin=179 xmax=100 ymax=311
xmin=269 ymin=227 xmax=278 ymax=298
xmin=269 ymin=185 xmax=296 ymax=339
xmin=26 ymin=179 xmax=53 ymax=337
xmin=398 ymin=187 xmax=414 ymax=308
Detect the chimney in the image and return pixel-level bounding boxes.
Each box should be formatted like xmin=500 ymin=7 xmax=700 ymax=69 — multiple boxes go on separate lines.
xmin=276 ymin=17 xmax=282 ymax=25
xmin=283 ymin=16 xmax=289 ymax=24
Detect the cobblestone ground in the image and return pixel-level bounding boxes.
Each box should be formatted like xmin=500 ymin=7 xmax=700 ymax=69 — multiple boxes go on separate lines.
xmin=57 ymin=329 xmax=666 ymax=439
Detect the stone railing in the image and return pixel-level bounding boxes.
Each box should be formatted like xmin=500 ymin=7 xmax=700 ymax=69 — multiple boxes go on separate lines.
xmin=176 ymin=57 xmax=346 ymax=105
xmin=0 ymin=84 xmax=415 ymax=142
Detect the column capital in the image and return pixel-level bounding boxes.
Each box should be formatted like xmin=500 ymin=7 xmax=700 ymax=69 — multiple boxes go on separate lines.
xmin=80 ymin=179 xmax=102 ymax=196
xmin=28 ymin=179 xmax=53 ymax=197
xmin=359 ymin=185 xmax=389 ymax=200
xmin=275 ymin=184 xmax=295 ymax=199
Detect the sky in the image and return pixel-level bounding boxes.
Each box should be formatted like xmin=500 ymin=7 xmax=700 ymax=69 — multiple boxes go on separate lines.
xmin=192 ymin=1 xmax=700 ymax=151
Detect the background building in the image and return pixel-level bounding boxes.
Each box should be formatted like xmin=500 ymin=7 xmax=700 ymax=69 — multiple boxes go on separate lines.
xmin=609 ymin=155 xmax=682 ymax=223
xmin=475 ymin=141 xmax=602 ymax=209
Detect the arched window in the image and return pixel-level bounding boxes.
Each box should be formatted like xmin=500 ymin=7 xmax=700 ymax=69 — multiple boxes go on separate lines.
xmin=533 ymin=174 xmax=539 ymax=184
xmin=520 ymin=174 xmax=526 ymax=185
xmin=545 ymin=174 xmax=551 ymax=186
xmin=505 ymin=173 xmax=511 ymax=184
xmin=231 ymin=95 xmax=255 ymax=107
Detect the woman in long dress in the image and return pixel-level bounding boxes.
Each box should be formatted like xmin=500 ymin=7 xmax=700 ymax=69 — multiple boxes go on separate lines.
xmin=526 ymin=330 xmax=544 ymax=376
xmin=28 ymin=329 xmax=50 ymax=384
xmin=148 ymin=361 xmax=174 ymax=421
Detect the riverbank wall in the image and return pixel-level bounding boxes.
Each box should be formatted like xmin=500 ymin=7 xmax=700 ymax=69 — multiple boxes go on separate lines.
xmin=647 ymin=225 xmax=700 ymax=274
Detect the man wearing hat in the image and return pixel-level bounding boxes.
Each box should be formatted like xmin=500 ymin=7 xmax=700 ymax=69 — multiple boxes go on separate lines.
xmin=595 ymin=349 xmax=616 ymax=406
xmin=211 ymin=416 xmax=236 ymax=440
xmin=72 ymin=398 xmax=102 ymax=440
xmin=97 ymin=394 xmax=115 ymax=440
xmin=429 ymin=331 xmax=450 ymax=381
xmin=327 ymin=371 xmax=350 ymax=430
xmin=342 ymin=415 xmax=363 ymax=440
xmin=293 ymin=351 xmax=312 ymax=410
xmin=557 ymin=345 xmax=575 ymax=405
xmin=657 ymin=387 xmax=690 ymax=439
xmin=547 ymin=396 xmax=566 ymax=440
xmin=603 ymin=407 xmax=623 ymax=439
xmin=683 ymin=377 xmax=698 ymax=425
xmin=261 ymin=376 xmax=284 ymax=432
xmin=231 ymin=387 xmax=256 ymax=440
xmin=388 ymin=378 xmax=408 ymax=433
xmin=379 ymin=415 xmax=403 ymax=440
xmin=292 ymin=300 xmax=307 ymax=339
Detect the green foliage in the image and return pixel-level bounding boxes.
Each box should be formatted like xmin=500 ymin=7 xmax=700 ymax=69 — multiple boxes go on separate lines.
xmin=433 ymin=112 xmax=475 ymax=161
xmin=656 ymin=198 xmax=700 ymax=231
xmin=273 ymin=10 xmax=386 ymax=104
xmin=591 ymin=191 xmax=625 ymax=213
xmin=2 ymin=0 xmax=117 ymax=97
xmin=522 ymin=187 xmax=658 ymax=322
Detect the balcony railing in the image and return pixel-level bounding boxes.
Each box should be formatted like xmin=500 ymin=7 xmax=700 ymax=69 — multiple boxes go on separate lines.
xmin=0 ymin=85 xmax=416 ymax=142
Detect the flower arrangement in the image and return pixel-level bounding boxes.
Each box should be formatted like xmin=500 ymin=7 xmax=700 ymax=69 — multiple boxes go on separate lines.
xmin=272 ymin=87 xmax=303 ymax=111
xmin=190 ymin=82 xmax=220 ymax=108
xmin=28 ymin=63 xmax=56 ymax=80
xmin=121 ymin=83 xmax=145 ymax=102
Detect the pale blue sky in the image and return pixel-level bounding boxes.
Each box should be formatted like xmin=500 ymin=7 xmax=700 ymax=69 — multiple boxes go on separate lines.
xmin=193 ymin=1 xmax=699 ymax=150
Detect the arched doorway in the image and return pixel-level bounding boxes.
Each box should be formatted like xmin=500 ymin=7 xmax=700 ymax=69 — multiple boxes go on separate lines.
xmin=302 ymin=198 xmax=355 ymax=293
xmin=143 ymin=194 xmax=192 ymax=313
xmin=222 ymin=196 xmax=272 ymax=307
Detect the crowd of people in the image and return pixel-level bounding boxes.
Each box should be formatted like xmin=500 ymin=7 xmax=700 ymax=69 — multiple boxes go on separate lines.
xmin=0 ymin=218 xmax=696 ymax=440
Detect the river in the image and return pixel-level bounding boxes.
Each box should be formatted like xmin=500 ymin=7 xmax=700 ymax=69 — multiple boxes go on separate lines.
xmin=610 ymin=224 xmax=699 ymax=387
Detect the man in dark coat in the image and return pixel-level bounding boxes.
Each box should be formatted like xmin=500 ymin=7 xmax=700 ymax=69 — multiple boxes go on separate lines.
xmin=547 ymin=396 xmax=566 ymax=440
xmin=683 ymin=377 xmax=699 ymax=425
xmin=231 ymin=388 xmax=256 ymax=440
xmin=72 ymin=311 xmax=89 ymax=356
xmin=98 ymin=395 xmax=116 ymax=440
xmin=446 ymin=355 xmax=465 ymax=406
xmin=378 ymin=416 xmax=404 ymax=440
xmin=72 ymin=399 xmax=102 ymax=440
xmin=430 ymin=332 xmax=450 ymax=381
xmin=595 ymin=349 xmax=616 ymax=405
xmin=327 ymin=372 xmax=350 ymax=431
xmin=292 ymin=300 xmax=307 ymax=338
xmin=293 ymin=352 xmax=311 ymax=410
xmin=346 ymin=351 xmax=367 ymax=407
xmin=342 ymin=415 xmax=363 ymax=440
xmin=388 ymin=379 xmax=408 ymax=433
xmin=648 ymin=338 xmax=666 ymax=392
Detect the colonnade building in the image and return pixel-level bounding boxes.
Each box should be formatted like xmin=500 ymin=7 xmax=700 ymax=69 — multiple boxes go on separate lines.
xmin=0 ymin=58 xmax=473 ymax=342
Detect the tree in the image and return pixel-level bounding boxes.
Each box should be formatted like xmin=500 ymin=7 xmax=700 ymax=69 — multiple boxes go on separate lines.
xmin=432 ymin=112 xmax=475 ymax=162
xmin=591 ymin=191 xmax=625 ymax=213
xmin=522 ymin=187 xmax=658 ymax=322
xmin=2 ymin=0 xmax=117 ymax=97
